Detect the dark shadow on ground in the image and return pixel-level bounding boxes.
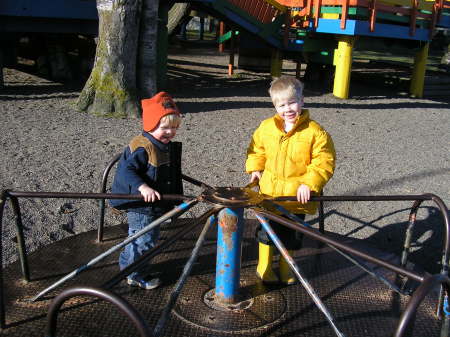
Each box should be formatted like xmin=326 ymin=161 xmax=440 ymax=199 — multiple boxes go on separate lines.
xmin=175 ymin=100 xmax=273 ymax=113
xmin=308 ymin=205 xmax=447 ymax=275
xmin=168 ymin=58 xmax=229 ymax=71
xmin=0 ymin=84 xmax=81 ymax=101
xmin=1 ymin=64 xmax=83 ymax=101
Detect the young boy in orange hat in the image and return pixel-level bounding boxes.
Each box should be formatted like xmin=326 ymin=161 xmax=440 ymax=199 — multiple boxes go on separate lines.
xmin=110 ymin=92 xmax=183 ymax=289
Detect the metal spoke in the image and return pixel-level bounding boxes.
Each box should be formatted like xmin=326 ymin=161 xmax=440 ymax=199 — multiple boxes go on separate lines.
xmin=154 ymin=213 xmax=217 ymax=337
xmin=262 ymin=200 xmax=406 ymax=294
xmin=253 ymin=210 xmax=346 ymax=337
xmin=31 ymin=199 xmax=199 ymax=302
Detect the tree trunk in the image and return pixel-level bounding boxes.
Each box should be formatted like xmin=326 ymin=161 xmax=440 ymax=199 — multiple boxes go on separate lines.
xmin=77 ymin=0 xmax=142 ymax=118
xmin=137 ymin=0 xmax=158 ymax=99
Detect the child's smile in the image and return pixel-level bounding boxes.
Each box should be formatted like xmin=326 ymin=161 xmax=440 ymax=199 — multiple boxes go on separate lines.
xmin=150 ymin=124 xmax=178 ymax=144
xmin=275 ymin=98 xmax=303 ymax=125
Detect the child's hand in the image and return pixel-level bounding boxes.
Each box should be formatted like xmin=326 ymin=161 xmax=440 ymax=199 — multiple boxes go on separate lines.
xmin=296 ymin=184 xmax=311 ymax=204
xmin=250 ymin=171 xmax=262 ymax=183
xmin=138 ymin=184 xmax=161 ymax=203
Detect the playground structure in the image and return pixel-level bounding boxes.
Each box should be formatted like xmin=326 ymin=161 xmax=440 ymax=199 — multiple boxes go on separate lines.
xmin=187 ymin=0 xmax=450 ymax=98
xmin=0 ymin=1 xmax=178 ymax=87
xmin=1 ymin=1 xmax=449 ymax=97
xmin=0 ymin=0 xmax=99 ymax=83
xmin=0 ymin=153 xmax=449 ymax=336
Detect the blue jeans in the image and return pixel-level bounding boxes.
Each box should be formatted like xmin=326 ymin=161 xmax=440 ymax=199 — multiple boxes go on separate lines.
xmin=119 ymin=210 xmax=160 ymax=279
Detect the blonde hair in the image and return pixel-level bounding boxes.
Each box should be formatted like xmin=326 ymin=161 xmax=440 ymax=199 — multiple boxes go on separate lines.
xmin=269 ymin=76 xmax=304 ymax=106
xmin=159 ymin=113 xmax=182 ymax=128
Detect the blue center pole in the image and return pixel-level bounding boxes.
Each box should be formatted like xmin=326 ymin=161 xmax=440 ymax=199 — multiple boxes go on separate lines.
xmin=215 ymin=207 xmax=244 ymax=304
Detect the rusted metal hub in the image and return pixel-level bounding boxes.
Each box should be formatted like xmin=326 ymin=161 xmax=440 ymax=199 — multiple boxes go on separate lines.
xmin=201 ymin=187 xmax=264 ymax=207
xmin=203 ymin=288 xmax=254 ymax=312
xmin=173 ymin=275 xmax=287 ymax=333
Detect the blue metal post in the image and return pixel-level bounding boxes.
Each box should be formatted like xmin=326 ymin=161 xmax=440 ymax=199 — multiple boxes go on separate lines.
xmin=215 ymin=207 xmax=244 ymax=304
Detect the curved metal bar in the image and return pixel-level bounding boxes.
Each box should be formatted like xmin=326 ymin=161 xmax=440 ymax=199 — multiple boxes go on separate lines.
xmin=30 ymin=199 xmax=199 ymax=302
xmin=102 ymin=206 xmax=223 ymax=289
xmin=153 ymin=214 xmax=217 ymax=337
xmin=422 ymin=194 xmax=450 ymax=275
xmin=264 ymin=200 xmax=405 ymax=294
xmin=394 ymin=274 xmax=450 ymax=337
xmin=98 ymin=153 xmax=121 ymax=242
xmin=253 ymin=208 xmax=425 ymax=283
xmin=270 ymin=192 xmax=450 ymax=313
xmin=400 ymin=200 xmax=422 ymax=269
xmin=318 ymin=190 xmax=325 ymax=233
xmin=8 ymin=195 xmax=29 ymax=282
xmin=45 ymin=286 xmax=152 ymax=337
xmin=0 ymin=190 xmax=8 ymax=329
xmin=424 ymin=194 xmax=450 ymax=318
xmin=97 ymin=153 xmax=210 ymax=240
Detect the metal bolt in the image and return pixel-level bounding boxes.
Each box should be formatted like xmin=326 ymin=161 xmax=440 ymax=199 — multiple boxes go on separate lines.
xmin=264 ymin=295 xmax=273 ymax=302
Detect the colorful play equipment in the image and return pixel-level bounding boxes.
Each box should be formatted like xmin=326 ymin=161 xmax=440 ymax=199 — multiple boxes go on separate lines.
xmin=188 ymin=0 xmax=449 ymax=97
xmin=2 ymin=1 xmax=448 ymax=97
xmin=1 ymin=152 xmax=450 ymax=336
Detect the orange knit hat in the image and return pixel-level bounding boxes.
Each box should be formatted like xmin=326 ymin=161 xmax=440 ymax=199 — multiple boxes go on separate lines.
xmin=141 ymin=92 xmax=180 ymax=132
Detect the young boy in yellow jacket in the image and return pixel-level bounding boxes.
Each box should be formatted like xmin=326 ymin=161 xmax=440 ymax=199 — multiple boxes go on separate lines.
xmin=246 ymin=76 xmax=336 ymax=284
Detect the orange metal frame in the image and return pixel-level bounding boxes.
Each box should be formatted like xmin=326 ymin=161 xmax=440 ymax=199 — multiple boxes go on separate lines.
xmin=229 ymin=0 xmax=282 ymax=23
xmin=279 ymin=0 xmax=444 ymax=37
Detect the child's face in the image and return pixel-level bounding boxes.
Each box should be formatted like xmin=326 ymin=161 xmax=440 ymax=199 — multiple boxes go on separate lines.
xmin=274 ymin=96 xmax=303 ymax=125
xmin=149 ymin=120 xmax=178 ymax=144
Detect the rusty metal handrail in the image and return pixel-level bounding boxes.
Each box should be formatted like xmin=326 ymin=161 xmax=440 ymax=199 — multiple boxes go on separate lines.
xmin=97 ymin=152 xmax=213 ymax=242
xmin=8 ymin=195 xmax=30 ymax=282
xmin=394 ymin=274 xmax=450 ymax=337
xmin=273 ymin=193 xmax=450 ymax=315
xmin=254 ymin=204 xmax=450 ymax=336
xmin=254 ymin=192 xmax=450 ymax=320
xmin=264 ymin=200 xmax=407 ymax=294
xmin=1 ymin=184 xmax=448 ymax=331
xmin=30 ymin=199 xmax=199 ymax=302
xmin=45 ymin=286 xmax=152 ymax=337
xmin=0 ymin=189 xmax=194 ymax=328
xmin=271 ymin=194 xmax=449 ymax=272
xmin=98 ymin=152 xmax=122 ymax=241
xmin=254 ymin=208 xmax=425 ymax=282
xmin=3 ymin=190 xmax=193 ymax=279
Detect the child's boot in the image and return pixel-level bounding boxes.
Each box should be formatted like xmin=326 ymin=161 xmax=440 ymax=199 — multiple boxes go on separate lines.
xmin=256 ymin=243 xmax=279 ymax=284
xmin=279 ymin=251 xmax=296 ymax=285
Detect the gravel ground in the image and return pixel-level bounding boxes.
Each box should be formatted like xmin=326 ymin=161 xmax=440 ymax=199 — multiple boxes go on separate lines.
xmin=0 ymin=45 xmax=449 ymax=274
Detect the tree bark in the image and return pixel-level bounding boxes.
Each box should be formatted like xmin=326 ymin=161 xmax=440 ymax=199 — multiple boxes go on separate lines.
xmin=137 ymin=0 xmax=158 ymax=99
xmin=77 ymin=0 xmax=143 ymax=118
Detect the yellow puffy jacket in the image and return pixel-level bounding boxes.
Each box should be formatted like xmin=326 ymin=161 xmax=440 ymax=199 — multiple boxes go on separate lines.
xmin=246 ymin=109 xmax=335 ymax=214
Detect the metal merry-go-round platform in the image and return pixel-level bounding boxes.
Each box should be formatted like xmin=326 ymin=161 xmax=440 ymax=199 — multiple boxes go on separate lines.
xmin=0 ymin=155 xmax=449 ymax=337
